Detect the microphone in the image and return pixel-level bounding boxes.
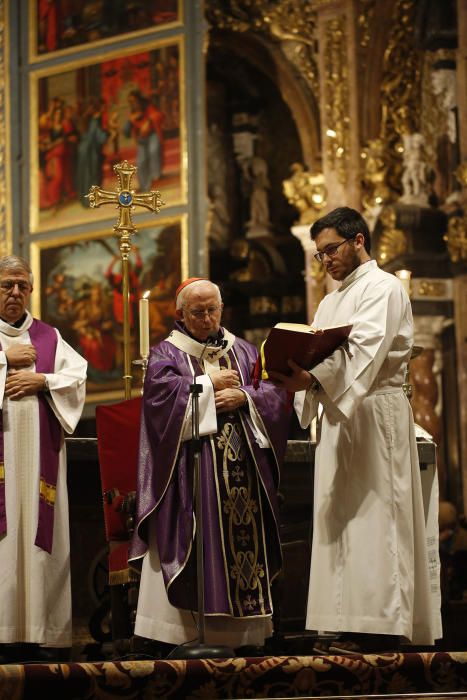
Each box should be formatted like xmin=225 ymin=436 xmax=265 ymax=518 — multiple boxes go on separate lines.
xmin=200 ymin=333 xmax=220 ymax=360
xmin=205 ymin=332 xmax=220 ymax=346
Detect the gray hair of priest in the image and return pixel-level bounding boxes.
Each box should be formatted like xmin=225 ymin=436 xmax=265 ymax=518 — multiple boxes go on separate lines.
xmin=0 ymin=255 xmax=34 ymax=285
xmin=176 ymin=280 xmax=222 ymax=310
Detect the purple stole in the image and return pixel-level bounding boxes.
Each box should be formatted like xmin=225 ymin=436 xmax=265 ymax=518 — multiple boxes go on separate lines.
xmin=0 ymin=318 xmax=60 ymax=553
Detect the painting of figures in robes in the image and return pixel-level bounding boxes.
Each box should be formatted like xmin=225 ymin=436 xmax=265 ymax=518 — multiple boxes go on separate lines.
xmin=31 ymin=0 xmax=181 ymax=59
xmin=29 ymin=38 xmax=184 ymax=232
xmin=31 ymin=217 xmax=186 ymax=401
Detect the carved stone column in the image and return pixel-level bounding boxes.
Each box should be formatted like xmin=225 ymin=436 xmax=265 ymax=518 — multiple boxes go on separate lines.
xmin=411 ymin=315 xmax=448 ymax=496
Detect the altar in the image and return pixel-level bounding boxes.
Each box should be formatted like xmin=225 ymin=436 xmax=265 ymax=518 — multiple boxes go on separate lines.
xmin=65 ymin=432 xmax=438 ymax=658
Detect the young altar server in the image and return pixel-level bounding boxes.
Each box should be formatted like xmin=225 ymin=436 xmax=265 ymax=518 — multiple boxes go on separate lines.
xmin=269 ymin=207 xmax=442 ymax=654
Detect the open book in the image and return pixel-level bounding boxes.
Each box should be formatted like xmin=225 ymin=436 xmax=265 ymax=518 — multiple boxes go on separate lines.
xmin=258 ymin=322 xmax=352 ymax=380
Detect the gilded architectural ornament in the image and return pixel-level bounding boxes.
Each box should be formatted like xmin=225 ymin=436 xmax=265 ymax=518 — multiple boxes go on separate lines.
xmin=374 ymin=205 xmax=408 ymax=266
xmin=0 ymin=0 xmax=7 ymax=255
xmin=356 ymin=0 xmax=375 ymax=54
xmin=444 ymin=216 xmax=467 ymax=263
xmin=323 ymin=16 xmax=350 ymax=185
xmin=282 ymin=163 xmax=327 ymax=225
xmin=379 ymin=0 xmax=422 ymax=196
xmin=455 ymin=161 xmax=467 ymax=189
xmin=360 ymin=138 xmax=391 ymax=229
xmin=443 ymin=161 xmax=467 ymax=264
xmin=205 ymin=0 xmax=319 ymax=95
xmin=310 ymin=256 xmax=326 ymax=285
xmin=416 ymin=280 xmax=448 ymax=298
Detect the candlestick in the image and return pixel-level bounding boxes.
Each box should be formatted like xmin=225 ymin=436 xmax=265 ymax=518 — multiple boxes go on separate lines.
xmin=139 ymin=294 xmax=150 ymax=358
xmin=395 ymin=269 xmax=411 ymax=297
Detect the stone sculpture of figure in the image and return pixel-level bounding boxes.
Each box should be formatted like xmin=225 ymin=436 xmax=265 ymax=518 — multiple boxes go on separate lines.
xmin=431 ymin=69 xmax=457 ymax=144
xmin=207 ymin=124 xmax=232 ymax=249
xmin=246 ymin=155 xmax=271 ymax=235
xmin=400 ymin=132 xmax=427 ymax=204
xmin=207 ymin=183 xmax=231 ymax=250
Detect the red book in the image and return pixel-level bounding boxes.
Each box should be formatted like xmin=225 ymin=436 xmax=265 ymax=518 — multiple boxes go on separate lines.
xmin=259 ymin=322 xmax=352 ymax=379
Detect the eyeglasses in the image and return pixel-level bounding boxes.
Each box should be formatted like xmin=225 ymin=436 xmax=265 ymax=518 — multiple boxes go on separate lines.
xmin=187 ymin=305 xmax=221 ymax=319
xmin=0 ymin=280 xmax=31 ymax=294
xmin=314 ymin=236 xmax=357 ymax=263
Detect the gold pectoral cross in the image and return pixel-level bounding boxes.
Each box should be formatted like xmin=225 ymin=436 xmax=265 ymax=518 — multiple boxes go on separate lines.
xmin=87 ymin=160 xmax=165 ymax=399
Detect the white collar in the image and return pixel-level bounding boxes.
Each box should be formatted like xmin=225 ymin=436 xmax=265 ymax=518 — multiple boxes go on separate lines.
xmin=167 ymin=327 xmax=236 ymax=363
xmin=0 ymin=310 xmax=33 ymax=337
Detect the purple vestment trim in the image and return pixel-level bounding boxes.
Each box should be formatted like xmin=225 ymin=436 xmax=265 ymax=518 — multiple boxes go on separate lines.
xmin=0 ymin=410 xmax=4 ymax=536
xmin=0 ymin=319 xmax=60 ymax=553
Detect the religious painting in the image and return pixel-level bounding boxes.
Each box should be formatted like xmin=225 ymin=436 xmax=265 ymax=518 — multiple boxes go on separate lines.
xmin=29 ymin=38 xmax=185 ymax=233
xmin=30 ymin=0 xmax=181 ymax=60
xmin=30 ymin=216 xmax=187 ymax=402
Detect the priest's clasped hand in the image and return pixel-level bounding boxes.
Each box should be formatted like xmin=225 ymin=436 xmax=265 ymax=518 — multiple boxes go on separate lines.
xmin=5 ymin=369 xmax=46 ymax=400
xmin=210 ymin=368 xmax=241 ymax=390
xmin=214 ymin=387 xmax=247 ymax=413
xmin=268 ymin=359 xmax=316 ymax=393
xmin=5 ymin=343 xmax=37 ymax=368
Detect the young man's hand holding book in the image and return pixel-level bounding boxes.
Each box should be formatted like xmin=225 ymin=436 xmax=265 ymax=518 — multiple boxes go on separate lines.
xmin=256 ymin=321 xmax=351 ymax=392
xmin=268 ymin=360 xmax=319 ymax=393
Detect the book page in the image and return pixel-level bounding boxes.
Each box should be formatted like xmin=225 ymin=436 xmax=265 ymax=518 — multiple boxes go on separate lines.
xmin=274 ymin=322 xmax=352 ymax=333
xmin=274 ymin=322 xmax=313 ymax=333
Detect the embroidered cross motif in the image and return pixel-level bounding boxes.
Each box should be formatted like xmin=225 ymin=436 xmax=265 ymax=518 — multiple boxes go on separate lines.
xmin=231 ymin=465 xmax=244 ymax=482
xmin=243 ymin=595 xmax=257 ymax=612
xmin=237 ymin=529 xmax=250 ymax=547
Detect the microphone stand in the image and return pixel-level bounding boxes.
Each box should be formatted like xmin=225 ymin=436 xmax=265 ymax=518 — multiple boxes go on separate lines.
xmin=172 ymin=339 xmax=235 ymax=659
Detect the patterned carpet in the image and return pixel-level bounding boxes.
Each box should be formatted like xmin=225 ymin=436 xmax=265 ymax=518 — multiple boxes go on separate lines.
xmin=0 ymin=651 xmax=466 ymax=699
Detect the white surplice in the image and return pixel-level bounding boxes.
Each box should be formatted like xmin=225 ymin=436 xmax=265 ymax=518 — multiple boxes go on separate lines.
xmin=0 ymin=312 xmax=87 ymax=647
xmin=295 ymin=260 xmax=442 ymax=645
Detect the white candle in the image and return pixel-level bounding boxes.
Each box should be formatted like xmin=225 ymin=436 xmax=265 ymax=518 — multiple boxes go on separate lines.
xmin=139 ymin=293 xmax=150 ymax=357
xmin=395 ymin=269 xmax=411 ymax=297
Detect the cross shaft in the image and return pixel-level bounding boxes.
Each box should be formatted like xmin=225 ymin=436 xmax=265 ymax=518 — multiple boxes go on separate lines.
xmin=87 ymin=160 xmax=165 ymax=399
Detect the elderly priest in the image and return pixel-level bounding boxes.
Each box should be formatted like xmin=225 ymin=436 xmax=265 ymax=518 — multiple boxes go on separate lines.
xmin=129 ymin=278 xmax=292 ymax=652
xmin=0 ymin=255 xmax=87 ymax=662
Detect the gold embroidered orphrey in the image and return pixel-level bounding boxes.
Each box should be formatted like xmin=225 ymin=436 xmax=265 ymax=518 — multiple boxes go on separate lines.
xmin=87 ymin=160 xmax=165 ymax=399
xmin=216 ymin=419 xmax=269 ymax=617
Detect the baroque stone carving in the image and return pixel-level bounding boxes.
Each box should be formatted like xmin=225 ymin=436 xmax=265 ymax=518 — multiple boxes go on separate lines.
xmin=205 ymin=0 xmax=319 ymax=95
xmin=400 ymin=132 xmax=429 ymax=206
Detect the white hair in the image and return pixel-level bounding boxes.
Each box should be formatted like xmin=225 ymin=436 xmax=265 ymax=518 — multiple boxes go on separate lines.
xmin=0 ymin=255 xmax=34 ymax=285
xmin=176 ymin=280 xmax=222 ymax=310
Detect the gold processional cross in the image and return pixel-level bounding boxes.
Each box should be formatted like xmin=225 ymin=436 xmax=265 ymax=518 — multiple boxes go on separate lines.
xmin=87 ymin=160 xmax=165 ymax=399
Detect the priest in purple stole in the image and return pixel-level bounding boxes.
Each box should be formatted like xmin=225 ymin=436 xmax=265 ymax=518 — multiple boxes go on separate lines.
xmin=0 ymin=255 xmax=87 ymax=661
xmin=130 ymin=278 xmax=292 ymax=650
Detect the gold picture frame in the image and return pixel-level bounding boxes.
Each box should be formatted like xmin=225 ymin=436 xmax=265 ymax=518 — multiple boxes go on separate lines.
xmin=29 ymin=36 xmax=186 ymax=233
xmin=30 ymin=214 xmax=188 ymax=403
xmin=29 ymin=0 xmax=183 ymax=63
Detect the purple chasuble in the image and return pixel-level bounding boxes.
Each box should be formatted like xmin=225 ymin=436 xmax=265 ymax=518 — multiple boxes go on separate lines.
xmin=0 ymin=318 xmax=60 ymax=553
xmin=130 ymin=324 xmax=292 ymax=618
